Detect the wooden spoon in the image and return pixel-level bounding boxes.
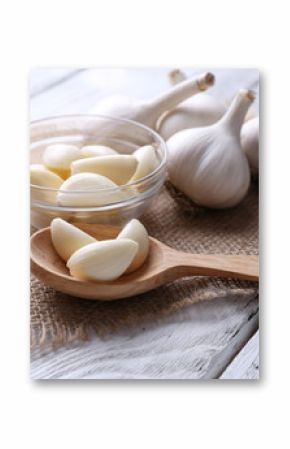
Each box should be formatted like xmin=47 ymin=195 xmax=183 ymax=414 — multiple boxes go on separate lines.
xmin=31 ymin=223 xmax=259 ymax=301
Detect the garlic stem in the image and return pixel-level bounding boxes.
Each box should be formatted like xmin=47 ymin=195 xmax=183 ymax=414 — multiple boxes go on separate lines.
xmin=221 ymin=89 xmax=255 ymax=135
xmin=149 ymin=72 xmax=215 ymax=121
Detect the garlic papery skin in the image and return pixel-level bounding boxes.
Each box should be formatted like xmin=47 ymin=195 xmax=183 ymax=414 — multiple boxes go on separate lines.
xmin=71 ymin=155 xmax=138 ymax=185
xmin=51 ymin=218 xmax=96 ymax=262
xmin=130 ymin=146 xmax=159 ymax=182
xmin=167 ymin=89 xmax=255 ymax=209
xmin=90 ymin=72 xmax=215 ymax=130
xmin=241 ymin=117 xmax=259 ymax=174
xmin=67 ymin=239 xmax=138 ymax=281
xmin=80 ymin=145 xmax=118 ymax=158
xmin=43 ymin=144 xmax=80 ymax=179
xmin=157 ymin=69 xmax=226 ymax=140
xmin=57 ymin=173 xmax=126 ymax=207
xmin=117 ymin=219 xmax=149 ymax=273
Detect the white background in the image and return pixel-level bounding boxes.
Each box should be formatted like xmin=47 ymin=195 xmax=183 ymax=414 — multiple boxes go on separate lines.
xmin=0 ymin=0 xmax=289 ymax=448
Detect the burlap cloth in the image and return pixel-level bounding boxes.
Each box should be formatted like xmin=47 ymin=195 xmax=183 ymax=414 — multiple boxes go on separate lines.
xmin=31 ymin=180 xmax=259 ymax=350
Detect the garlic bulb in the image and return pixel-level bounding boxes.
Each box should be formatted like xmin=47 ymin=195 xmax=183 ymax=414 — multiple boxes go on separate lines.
xmin=57 ymin=173 xmax=125 ymax=207
xmin=241 ymin=117 xmax=259 ymax=174
xmin=117 ymin=219 xmax=149 ymax=273
xmin=157 ymin=69 xmax=226 ymax=140
xmin=90 ymin=72 xmax=215 ymax=130
xmin=51 ymin=218 xmax=96 ymax=262
xmin=30 ymin=164 xmax=63 ymax=203
xmin=80 ymin=145 xmax=118 ymax=158
xmin=71 ymin=155 xmax=137 ymax=185
xmin=67 ymin=239 xmax=138 ymax=281
xmin=43 ymin=144 xmax=80 ymax=179
xmin=167 ymin=89 xmax=255 ymax=208
xmin=130 ymin=146 xmax=159 ymax=181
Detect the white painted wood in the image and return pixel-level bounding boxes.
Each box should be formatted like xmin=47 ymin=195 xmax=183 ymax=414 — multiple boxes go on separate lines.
xmin=30 ymin=67 xmax=259 ymax=121
xmin=30 ymin=68 xmax=81 ymax=97
xmin=30 ymin=68 xmax=259 ymax=379
xmin=31 ymin=294 xmax=258 ymax=379
xmin=220 ymin=331 xmax=259 ymax=379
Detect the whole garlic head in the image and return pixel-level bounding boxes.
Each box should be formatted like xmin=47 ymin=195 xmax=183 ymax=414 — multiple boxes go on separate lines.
xmin=241 ymin=117 xmax=259 ymax=174
xmin=71 ymin=155 xmax=138 ymax=185
xmin=51 ymin=218 xmax=96 ymax=262
xmin=57 ymin=173 xmax=126 ymax=207
xmin=167 ymin=89 xmax=254 ymax=209
xmin=117 ymin=219 xmax=149 ymax=273
xmin=43 ymin=144 xmax=80 ymax=179
xmin=67 ymin=239 xmax=138 ymax=281
xmin=80 ymin=145 xmax=118 ymax=158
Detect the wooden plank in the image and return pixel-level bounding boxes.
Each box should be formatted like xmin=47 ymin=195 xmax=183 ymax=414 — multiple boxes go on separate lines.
xmin=220 ymin=331 xmax=259 ymax=379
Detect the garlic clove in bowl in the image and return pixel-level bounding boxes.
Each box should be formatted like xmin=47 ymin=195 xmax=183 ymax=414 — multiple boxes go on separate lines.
xmin=43 ymin=144 xmax=81 ymax=179
xmin=30 ymin=164 xmax=63 ymax=188
xmin=130 ymin=146 xmax=159 ymax=182
xmin=57 ymin=172 xmax=126 ymax=207
xmin=67 ymin=239 xmax=138 ymax=281
xmin=117 ymin=219 xmax=149 ymax=273
xmin=80 ymin=145 xmax=118 ymax=158
xmin=30 ymin=164 xmax=63 ymax=204
xmin=71 ymin=155 xmax=138 ymax=185
xmin=50 ymin=218 xmax=96 ymax=262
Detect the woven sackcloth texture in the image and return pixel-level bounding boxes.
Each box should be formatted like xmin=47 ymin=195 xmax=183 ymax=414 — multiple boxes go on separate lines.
xmin=30 ymin=181 xmax=259 ymax=350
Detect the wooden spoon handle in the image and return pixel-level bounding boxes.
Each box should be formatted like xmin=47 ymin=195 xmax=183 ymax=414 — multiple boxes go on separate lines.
xmin=168 ymin=252 xmax=259 ymax=281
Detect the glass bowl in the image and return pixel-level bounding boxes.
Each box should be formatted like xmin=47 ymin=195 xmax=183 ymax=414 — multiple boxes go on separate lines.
xmin=30 ymin=115 xmax=167 ymax=229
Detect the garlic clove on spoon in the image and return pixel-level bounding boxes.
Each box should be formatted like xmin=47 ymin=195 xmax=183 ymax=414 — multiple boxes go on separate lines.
xmin=71 ymin=155 xmax=138 ymax=185
xmin=43 ymin=144 xmax=81 ymax=179
xmin=90 ymin=72 xmax=215 ymax=130
xmin=51 ymin=218 xmax=96 ymax=262
xmin=130 ymin=146 xmax=159 ymax=182
xmin=156 ymin=69 xmax=226 ymax=140
xmin=117 ymin=219 xmax=149 ymax=273
xmin=167 ymin=89 xmax=255 ymax=209
xmin=241 ymin=117 xmax=259 ymax=174
xmin=80 ymin=145 xmax=118 ymax=158
xmin=57 ymin=172 xmax=126 ymax=207
xmin=67 ymin=239 xmax=138 ymax=281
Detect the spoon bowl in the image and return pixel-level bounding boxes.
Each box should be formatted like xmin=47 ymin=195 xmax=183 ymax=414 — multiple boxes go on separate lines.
xmin=31 ymin=223 xmax=259 ymax=300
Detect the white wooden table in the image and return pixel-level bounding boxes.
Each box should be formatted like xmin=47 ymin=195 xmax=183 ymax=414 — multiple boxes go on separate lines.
xmin=30 ymin=68 xmax=259 ymax=379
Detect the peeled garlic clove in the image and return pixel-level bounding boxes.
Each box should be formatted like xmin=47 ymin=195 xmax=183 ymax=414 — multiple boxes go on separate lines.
xmin=117 ymin=219 xmax=149 ymax=273
xmin=167 ymin=89 xmax=254 ymax=209
xmin=130 ymin=146 xmax=159 ymax=181
xmin=51 ymin=218 xmax=96 ymax=262
xmin=30 ymin=164 xmax=63 ymax=188
xmin=241 ymin=117 xmax=259 ymax=174
xmin=57 ymin=173 xmax=126 ymax=207
xmin=67 ymin=239 xmax=138 ymax=281
xmin=30 ymin=164 xmax=63 ymax=203
xmin=71 ymin=155 xmax=137 ymax=185
xmin=80 ymin=145 xmax=118 ymax=158
xmin=43 ymin=144 xmax=80 ymax=179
